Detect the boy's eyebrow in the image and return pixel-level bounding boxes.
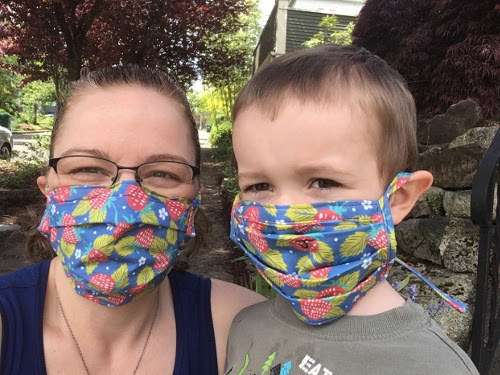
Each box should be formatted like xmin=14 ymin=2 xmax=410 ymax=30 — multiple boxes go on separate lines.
xmin=296 ymin=163 xmax=354 ymax=177
xmin=237 ymin=171 xmax=269 ymax=180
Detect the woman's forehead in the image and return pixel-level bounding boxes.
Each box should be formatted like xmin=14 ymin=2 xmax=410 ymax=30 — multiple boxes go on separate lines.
xmin=52 ymin=86 xmax=196 ymax=165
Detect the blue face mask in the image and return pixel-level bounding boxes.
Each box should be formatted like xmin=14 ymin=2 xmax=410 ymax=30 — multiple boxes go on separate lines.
xmin=230 ymin=173 xmax=411 ymax=325
xmin=231 ymin=171 xmax=467 ymax=325
xmin=38 ymin=181 xmax=200 ymax=307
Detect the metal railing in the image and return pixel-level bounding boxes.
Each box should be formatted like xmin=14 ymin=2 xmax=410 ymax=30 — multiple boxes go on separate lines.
xmin=471 ymin=127 xmax=500 ymax=374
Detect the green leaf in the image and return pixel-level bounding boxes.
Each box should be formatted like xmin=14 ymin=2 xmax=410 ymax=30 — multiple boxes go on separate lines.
xmin=115 ymin=236 xmax=136 ymax=257
xmin=361 ymin=276 xmax=377 ymax=293
xmin=263 ymin=205 xmax=277 ymax=217
xmin=72 ymin=199 xmax=91 ymax=217
xmin=284 ymin=205 xmax=317 ymax=222
xmin=89 ymin=208 xmax=107 ymax=223
xmin=138 ymin=266 xmax=155 ymax=284
xmin=262 ymin=249 xmax=287 ymax=272
xmin=141 ymin=211 xmax=160 ymax=226
xmin=94 ymin=234 xmax=114 ymax=249
xmin=293 ymin=289 xmax=318 ymax=299
xmin=324 ymin=306 xmax=345 ymax=319
xmin=367 ymin=260 xmax=383 ymax=274
xmin=167 ymin=228 xmax=177 ymax=245
xmin=312 ymin=240 xmax=334 ymax=263
xmin=398 ymin=275 xmax=411 ymax=292
xmin=242 ymin=239 xmax=256 ymax=254
xmin=276 ymin=234 xmax=293 ymax=247
xmin=339 ymin=271 xmax=359 ymax=289
xmin=296 ymin=255 xmax=314 ymax=274
xmin=339 ymin=232 xmax=368 ymax=257
xmin=334 ymin=221 xmax=358 ymax=231
xmin=151 ymin=237 xmax=168 ymax=256
xmin=112 ymin=264 xmax=129 ymax=289
xmin=263 ymin=268 xmax=283 ymax=288
xmin=85 ymin=260 xmax=98 ymax=275
xmin=59 ymin=242 xmax=75 ymax=258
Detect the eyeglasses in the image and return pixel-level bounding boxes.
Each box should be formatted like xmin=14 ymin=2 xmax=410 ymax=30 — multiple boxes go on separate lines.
xmin=48 ymin=155 xmax=200 ymax=193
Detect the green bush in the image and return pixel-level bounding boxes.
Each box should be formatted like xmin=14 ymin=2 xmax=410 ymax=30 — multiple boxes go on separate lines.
xmin=209 ymin=121 xmax=233 ymax=161
xmin=0 ymin=160 xmax=44 ymax=189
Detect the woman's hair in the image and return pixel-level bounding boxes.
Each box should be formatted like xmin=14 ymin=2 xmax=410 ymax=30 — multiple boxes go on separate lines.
xmin=26 ymin=64 xmax=210 ymax=270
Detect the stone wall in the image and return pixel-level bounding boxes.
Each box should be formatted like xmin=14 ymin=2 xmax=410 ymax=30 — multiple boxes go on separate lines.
xmin=390 ymin=99 xmax=499 ymax=350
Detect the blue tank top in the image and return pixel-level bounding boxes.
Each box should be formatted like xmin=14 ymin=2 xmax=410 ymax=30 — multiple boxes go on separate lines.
xmin=0 ymin=260 xmax=218 ymax=374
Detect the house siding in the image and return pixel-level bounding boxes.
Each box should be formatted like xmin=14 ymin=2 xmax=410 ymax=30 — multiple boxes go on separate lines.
xmin=256 ymin=5 xmax=278 ymax=70
xmin=286 ymin=9 xmax=356 ymax=53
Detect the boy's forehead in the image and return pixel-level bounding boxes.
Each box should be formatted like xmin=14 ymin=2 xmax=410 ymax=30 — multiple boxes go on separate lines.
xmin=234 ymin=96 xmax=381 ymax=138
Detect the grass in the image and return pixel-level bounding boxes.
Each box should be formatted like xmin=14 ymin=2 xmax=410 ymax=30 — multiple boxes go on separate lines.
xmin=11 ymin=116 xmax=54 ymax=132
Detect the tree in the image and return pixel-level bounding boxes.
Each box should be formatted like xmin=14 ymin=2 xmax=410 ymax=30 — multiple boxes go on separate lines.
xmin=199 ymin=1 xmax=261 ymax=120
xmin=303 ymin=15 xmax=354 ymax=47
xmin=352 ymin=0 xmax=500 ymax=118
xmin=0 ymin=0 xmax=250 ymax=94
xmin=0 ymin=56 xmax=21 ymax=114
xmin=19 ymin=80 xmax=56 ymax=124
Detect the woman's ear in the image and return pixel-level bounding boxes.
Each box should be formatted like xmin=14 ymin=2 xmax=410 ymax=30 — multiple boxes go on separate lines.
xmin=37 ymin=176 xmax=47 ymax=195
xmin=390 ymin=171 xmax=433 ymax=225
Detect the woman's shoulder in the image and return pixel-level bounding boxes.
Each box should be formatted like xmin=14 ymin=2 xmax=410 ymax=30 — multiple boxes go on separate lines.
xmin=0 ymin=260 xmax=51 ymax=291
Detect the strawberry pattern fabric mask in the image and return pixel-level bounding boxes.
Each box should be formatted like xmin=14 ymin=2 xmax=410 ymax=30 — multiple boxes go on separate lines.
xmin=230 ymin=173 xmax=411 ymax=325
xmin=38 ymin=181 xmax=200 ymax=307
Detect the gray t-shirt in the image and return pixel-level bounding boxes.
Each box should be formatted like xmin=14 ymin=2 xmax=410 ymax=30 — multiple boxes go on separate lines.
xmin=225 ymin=296 xmax=478 ymax=375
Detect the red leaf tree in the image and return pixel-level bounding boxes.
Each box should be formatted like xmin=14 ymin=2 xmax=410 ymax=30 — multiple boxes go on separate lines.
xmin=352 ymin=0 xmax=500 ymax=119
xmin=0 ymin=0 xmax=249 ymax=97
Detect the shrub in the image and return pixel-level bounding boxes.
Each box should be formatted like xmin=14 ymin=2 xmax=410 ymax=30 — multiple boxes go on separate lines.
xmin=0 ymin=160 xmax=44 ymax=189
xmin=352 ymin=0 xmax=499 ymax=119
xmin=209 ymin=121 xmax=233 ymax=161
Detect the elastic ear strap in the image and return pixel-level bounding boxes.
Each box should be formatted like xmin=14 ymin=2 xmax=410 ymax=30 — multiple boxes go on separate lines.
xmin=386 ymin=172 xmax=413 ymax=197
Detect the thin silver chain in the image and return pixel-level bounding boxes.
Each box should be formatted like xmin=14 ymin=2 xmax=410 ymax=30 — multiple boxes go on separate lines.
xmin=57 ymin=289 xmax=160 ymax=375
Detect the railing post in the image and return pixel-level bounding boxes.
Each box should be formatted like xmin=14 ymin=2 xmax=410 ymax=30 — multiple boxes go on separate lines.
xmin=470 ymin=128 xmax=500 ymax=374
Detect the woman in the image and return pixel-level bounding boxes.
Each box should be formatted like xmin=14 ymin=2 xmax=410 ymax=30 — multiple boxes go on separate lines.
xmin=0 ymin=65 xmax=264 ymax=374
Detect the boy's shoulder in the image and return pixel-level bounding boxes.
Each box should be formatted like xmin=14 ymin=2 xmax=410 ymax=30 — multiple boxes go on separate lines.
xmin=225 ymin=296 xmax=478 ymax=375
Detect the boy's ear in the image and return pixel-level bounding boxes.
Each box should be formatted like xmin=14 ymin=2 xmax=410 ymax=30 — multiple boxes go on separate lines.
xmin=390 ymin=171 xmax=433 ymax=225
xmin=37 ymin=176 xmax=47 ymax=194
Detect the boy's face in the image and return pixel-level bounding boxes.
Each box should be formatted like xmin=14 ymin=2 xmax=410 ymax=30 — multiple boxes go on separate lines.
xmin=233 ymin=98 xmax=387 ymax=205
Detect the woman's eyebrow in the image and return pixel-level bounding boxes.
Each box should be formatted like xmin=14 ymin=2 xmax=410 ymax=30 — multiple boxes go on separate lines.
xmin=59 ymin=147 xmax=110 ymax=159
xmin=144 ymin=153 xmax=191 ymax=164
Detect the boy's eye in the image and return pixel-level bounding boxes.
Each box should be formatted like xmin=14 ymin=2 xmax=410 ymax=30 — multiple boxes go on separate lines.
xmin=310 ymin=179 xmax=340 ymax=189
xmin=244 ymin=183 xmax=272 ymax=192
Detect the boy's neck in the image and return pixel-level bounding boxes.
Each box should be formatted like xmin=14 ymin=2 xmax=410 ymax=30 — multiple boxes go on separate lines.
xmin=348 ymin=280 xmax=406 ymax=316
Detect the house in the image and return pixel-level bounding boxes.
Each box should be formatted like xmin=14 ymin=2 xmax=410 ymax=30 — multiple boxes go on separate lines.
xmin=253 ymin=0 xmax=366 ymax=73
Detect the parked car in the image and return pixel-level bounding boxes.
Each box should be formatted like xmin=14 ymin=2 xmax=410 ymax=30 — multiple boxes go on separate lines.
xmin=0 ymin=126 xmax=13 ymax=161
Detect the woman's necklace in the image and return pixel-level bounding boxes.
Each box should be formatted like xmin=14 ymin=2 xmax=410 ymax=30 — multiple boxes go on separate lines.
xmin=57 ymin=289 xmax=160 ymax=375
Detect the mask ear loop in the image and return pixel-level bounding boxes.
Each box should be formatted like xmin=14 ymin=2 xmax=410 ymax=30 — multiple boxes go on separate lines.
xmin=394 ymin=258 xmax=467 ymax=312
xmin=388 ymin=172 xmax=467 ymax=313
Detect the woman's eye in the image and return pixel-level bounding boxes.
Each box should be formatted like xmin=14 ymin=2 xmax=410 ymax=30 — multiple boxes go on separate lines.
xmin=147 ymin=171 xmax=181 ymax=181
xmin=310 ymin=179 xmax=340 ymax=189
xmin=71 ymin=167 xmax=104 ymax=175
xmin=244 ymin=183 xmax=272 ymax=192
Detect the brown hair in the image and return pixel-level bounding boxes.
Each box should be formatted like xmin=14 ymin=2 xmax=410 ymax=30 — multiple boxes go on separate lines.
xmin=233 ymin=44 xmax=419 ymax=183
xmin=27 ymin=64 xmax=210 ymax=270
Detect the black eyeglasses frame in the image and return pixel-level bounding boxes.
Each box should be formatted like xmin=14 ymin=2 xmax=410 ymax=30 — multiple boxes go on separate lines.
xmin=48 ymin=155 xmax=200 ymax=186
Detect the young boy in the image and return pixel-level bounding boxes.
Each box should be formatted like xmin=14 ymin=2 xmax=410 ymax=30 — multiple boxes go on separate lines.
xmin=225 ymin=45 xmax=478 ymax=374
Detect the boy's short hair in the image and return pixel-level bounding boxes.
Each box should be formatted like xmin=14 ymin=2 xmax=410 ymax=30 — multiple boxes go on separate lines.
xmin=232 ymin=44 xmax=418 ymax=183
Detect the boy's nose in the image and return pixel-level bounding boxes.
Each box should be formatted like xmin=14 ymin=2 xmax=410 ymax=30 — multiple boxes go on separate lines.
xmin=273 ymin=192 xmax=305 ymax=206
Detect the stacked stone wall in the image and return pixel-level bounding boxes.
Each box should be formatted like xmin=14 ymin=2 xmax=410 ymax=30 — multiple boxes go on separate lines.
xmin=390 ymin=99 xmax=499 ymax=349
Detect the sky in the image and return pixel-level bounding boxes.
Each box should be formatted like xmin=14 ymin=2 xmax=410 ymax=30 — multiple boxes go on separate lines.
xmin=258 ymin=0 xmax=276 ymax=27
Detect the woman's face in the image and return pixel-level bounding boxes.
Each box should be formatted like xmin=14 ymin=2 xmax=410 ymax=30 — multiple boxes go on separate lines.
xmin=38 ymin=84 xmax=199 ymax=199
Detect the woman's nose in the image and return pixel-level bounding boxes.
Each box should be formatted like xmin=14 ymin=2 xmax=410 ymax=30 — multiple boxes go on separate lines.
xmin=115 ymin=169 xmax=139 ymax=183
